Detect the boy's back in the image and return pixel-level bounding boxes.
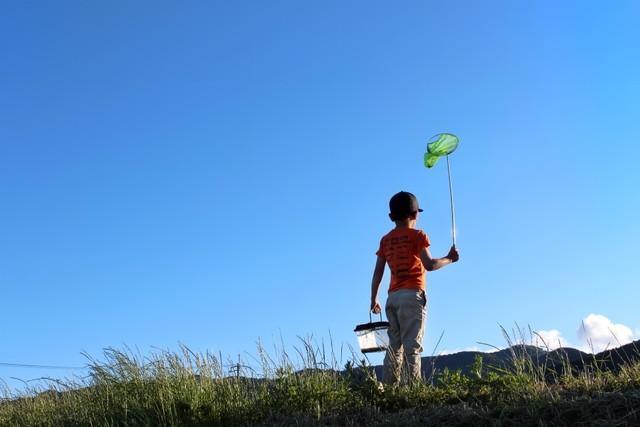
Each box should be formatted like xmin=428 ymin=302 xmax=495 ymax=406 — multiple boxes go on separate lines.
xmin=376 ymin=227 xmax=430 ymax=293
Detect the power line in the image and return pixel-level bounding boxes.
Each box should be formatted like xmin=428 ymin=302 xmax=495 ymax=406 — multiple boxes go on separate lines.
xmin=0 ymin=362 xmax=85 ymax=370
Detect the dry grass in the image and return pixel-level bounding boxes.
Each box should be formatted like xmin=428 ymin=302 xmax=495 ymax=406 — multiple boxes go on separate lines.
xmin=1 ymin=334 xmax=640 ymax=426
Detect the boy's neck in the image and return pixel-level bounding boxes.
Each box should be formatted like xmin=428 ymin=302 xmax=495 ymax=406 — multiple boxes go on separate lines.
xmin=394 ymin=220 xmax=415 ymax=229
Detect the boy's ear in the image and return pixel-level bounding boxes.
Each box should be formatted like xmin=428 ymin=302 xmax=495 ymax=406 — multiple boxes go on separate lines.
xmin=388 ymin=213 xmax=395 ymax=222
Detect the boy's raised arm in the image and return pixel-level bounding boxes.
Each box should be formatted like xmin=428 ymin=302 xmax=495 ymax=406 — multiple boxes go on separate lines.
xmin=370 ymin=255 xmax=386 ymax=313
xmin=420 ymin=246 xmax=459 ymax=271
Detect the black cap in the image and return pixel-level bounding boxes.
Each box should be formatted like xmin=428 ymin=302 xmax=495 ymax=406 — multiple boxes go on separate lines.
xmin=389 ymin=191 xmax=423 ymax=220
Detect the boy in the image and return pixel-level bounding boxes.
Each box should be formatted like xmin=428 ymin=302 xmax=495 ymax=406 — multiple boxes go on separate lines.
xmin=370 ymin=191 xmax=459 ymax=385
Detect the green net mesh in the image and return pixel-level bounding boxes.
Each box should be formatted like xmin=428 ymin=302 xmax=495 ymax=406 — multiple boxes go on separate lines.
xmin=424 ymin=133 xmax=459 ymax=168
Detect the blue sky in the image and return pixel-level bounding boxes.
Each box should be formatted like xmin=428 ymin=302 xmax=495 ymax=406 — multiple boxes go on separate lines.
xmin=1 ymin=1 xmax=639 ymax=391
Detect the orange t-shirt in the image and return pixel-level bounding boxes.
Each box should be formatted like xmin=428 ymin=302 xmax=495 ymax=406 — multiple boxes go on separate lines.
xmin=376 ymin=228 xmax=431 ymax=293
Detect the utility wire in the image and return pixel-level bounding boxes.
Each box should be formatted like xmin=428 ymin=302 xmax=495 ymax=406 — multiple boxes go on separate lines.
xmin=0 ymin=362 xmax=86 ymax=370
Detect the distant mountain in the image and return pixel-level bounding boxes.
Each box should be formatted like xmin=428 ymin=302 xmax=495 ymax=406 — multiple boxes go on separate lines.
xmin=370 ymin=340 xmax=640 ymax=381
xmin=570 ymin=340 xmax=640 ymax=373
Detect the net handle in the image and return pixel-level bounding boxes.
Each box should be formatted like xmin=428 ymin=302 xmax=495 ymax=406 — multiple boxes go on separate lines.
xmin=369 ymin=312 xmax=383 ymax=323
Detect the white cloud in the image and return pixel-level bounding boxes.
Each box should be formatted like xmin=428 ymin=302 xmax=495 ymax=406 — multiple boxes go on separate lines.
xmin=438 ymin=346 xmax=484 ymax=356
xmin=442 ymin=315 xmax=637 ymax=356
xmin=533 ymin=329 xmax=569 ymax=350
xmin=576 ymin=314 xmax=636 ymax=353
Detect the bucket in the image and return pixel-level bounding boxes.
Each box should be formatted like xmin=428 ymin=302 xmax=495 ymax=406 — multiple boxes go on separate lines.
xmin=354 ymin=313 xmax=389 ymax=353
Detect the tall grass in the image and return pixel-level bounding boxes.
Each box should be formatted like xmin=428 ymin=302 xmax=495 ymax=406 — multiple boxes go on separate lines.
xmin=1 ymin=333 xmax=640 ymax=426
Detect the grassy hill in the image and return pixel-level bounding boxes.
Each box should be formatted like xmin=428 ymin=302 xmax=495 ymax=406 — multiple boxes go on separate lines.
xmin=2 ymin=341 xmax=640 ymax=426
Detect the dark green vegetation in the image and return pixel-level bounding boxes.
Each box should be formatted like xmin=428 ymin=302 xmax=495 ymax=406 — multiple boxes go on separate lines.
xmin=2 ymin=339 xmax=640 ymax=426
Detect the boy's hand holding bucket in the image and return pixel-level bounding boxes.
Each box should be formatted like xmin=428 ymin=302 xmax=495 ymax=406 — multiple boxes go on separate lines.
xmin=370 ymin=300 xmax=381 ymax=314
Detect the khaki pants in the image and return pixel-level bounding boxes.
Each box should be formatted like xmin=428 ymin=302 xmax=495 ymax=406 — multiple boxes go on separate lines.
xmin=382 ymin=289 xmax=426 ymax=385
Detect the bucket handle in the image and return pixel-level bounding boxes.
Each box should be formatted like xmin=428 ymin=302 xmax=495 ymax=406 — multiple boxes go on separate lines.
xmin=369 ymin=312 xmax=383 ymax=323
